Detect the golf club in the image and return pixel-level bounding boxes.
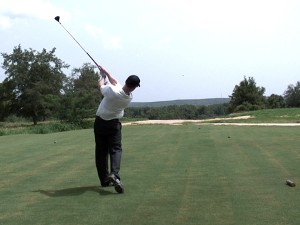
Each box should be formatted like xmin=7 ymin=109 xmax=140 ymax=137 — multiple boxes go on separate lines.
xmin=54 ymin=16 xmax=106 ymax=75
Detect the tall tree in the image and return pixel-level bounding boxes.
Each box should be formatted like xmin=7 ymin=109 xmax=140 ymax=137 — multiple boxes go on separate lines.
xmin=59 ymin=63 xmax=101 ymax=123
xmin=0 ymin=80 xmax=16 ymax=120
xmin=284 ymin=81 xmax=300 ymax=107
xmin=229 ymin=76 xmax=266 ymax=112
xmin=267 ymin=94 xmax=285 ymax=109
xmin=1 ymin=45 xmax=69 ymax=124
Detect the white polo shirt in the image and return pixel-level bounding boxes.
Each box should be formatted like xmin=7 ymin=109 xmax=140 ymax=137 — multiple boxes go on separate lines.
xmin=96 ymin=82 xmax=132 ymax=120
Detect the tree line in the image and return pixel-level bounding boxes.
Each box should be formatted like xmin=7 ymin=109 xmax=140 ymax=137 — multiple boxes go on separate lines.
xmin=1 ymin=46 xmax=300 ymax=124
xmin=0 ymin=45 xmax=101 ymax=124
xmin=125 ymin=103 xmax=229 ymax=120
xmin=229 ymin=76 xmax=300 ymax=111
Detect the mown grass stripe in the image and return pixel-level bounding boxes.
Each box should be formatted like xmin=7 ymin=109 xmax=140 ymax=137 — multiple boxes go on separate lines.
xmin=1 ymin=125 xmax=300 ymax=225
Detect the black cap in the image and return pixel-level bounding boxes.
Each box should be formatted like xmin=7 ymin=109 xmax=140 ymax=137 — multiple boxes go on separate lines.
xmin=126 ymin=75 xmax=140 ymax=88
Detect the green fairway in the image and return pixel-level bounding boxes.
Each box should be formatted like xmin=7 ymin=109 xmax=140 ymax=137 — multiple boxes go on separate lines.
xmin=0 ymin=124 xmax=299 ymax=225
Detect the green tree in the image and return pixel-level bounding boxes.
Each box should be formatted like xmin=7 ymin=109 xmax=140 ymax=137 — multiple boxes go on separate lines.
xmin=284 ymin=81 xmax=300 ymax=107
xmin=0 ymin=79 xmax=16 ymax=120
xmin=229 ymin=76 xmax=266 ymax=112
xmin=266 ymin=94 xmax=285 ymax=109
xmin=59 ymin=63 xmax=101 ymax=123
xmin=1 ymin=45 xmax=69 ymax=124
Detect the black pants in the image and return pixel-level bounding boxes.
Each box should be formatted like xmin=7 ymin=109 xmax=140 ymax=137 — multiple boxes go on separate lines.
xmin=94 ymin=116 xmax=122 ymax=185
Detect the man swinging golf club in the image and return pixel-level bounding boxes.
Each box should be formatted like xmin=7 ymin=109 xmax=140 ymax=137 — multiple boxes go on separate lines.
xmin=94 ymin=66 xmax=140 ymax=193
xmin=54 ymin=15 xmax=140 ymax=193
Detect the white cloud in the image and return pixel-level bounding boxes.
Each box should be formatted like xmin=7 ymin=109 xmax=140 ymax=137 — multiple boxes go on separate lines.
xmin=85 ymin=24 xmax=121 ymax=50
xmin=0 ymin=15 xmax=12 ymax=29
xmin=0 ymin=0 xmax=70 ymax=29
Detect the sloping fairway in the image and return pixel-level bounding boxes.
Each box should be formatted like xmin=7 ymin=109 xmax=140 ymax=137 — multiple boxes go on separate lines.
xmin=0 ymin=124 xmax=299 ymax=225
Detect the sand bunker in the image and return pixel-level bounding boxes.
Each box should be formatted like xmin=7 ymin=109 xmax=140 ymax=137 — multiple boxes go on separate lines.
xmin=123 ymin=116 xmax=300 ymax=126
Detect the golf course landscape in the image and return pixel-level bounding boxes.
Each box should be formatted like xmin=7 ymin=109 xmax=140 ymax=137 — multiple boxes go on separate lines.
xmin=1 ymin=109 xmax=300 ymax=225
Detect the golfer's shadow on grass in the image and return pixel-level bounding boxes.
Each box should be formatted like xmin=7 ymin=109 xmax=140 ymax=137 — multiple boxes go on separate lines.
xmin=33 ymin=186 xmax=113 ymax=197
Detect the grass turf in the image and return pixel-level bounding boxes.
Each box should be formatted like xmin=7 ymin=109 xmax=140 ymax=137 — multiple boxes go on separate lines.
xmin=0 ymin=124 xmax=299 ymax=225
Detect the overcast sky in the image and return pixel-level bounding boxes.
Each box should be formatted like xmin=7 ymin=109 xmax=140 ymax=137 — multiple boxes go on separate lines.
xmin=1 ymin=0 xmax=299 ymax=102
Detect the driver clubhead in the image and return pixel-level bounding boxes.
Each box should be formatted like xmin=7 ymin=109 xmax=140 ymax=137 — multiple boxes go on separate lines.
xmin=54 ymin=16 xmax=60 ymax=22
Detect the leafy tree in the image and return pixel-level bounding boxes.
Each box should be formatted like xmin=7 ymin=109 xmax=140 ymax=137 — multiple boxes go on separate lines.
xmin=284 ymin=81 xmax=300 ymax=107
xmin=1 ymin=45 xmax=69 ymax=124
xmin=59 ymin=63 xmax=101 ymax=123
xmin=229 ymin=76 xmax=266 ymax=112
xmin=266 ymin=94 xmax=285 ymax=109
xmin=0 ymin=79 xmax=16 ymax=120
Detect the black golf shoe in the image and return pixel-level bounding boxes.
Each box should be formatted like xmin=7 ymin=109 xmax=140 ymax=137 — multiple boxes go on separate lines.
xmin=101 ymin=181 xmax=113 ymax=187
xmin=108 ymin=174 xmax=124 ymax=194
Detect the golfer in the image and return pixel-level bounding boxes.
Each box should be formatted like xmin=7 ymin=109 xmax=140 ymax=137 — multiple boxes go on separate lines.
xmin=94 ymin=66 xmax=140 ymax=193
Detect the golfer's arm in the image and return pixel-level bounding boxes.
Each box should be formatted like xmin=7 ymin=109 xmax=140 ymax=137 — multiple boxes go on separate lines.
xmin=106 ymin=73 xmax=118 ymax=86
xmin=98 ymin=77 xmax=105 ymax=88
xmin=99 ymin=66 xmax=117 ymax=85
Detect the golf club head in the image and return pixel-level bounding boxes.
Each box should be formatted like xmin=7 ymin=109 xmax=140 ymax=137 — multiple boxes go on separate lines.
xmin=54 ymin=16 xmax=60 ymax=22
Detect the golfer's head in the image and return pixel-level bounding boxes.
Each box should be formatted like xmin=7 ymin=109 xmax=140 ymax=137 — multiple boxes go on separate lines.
xmin=126 ymin=75 xmax=140 ymax=89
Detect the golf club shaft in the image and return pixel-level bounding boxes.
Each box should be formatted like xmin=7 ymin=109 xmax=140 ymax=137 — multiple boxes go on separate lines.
xmin=55 ymin=18 xmax=104 ymax=71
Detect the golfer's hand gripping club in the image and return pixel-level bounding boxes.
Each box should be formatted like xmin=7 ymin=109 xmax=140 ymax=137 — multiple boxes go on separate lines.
xmin=97 ymin=66 xmax=118 ymax=85
xmin=98 ymin=66 xmax=108 ymax=79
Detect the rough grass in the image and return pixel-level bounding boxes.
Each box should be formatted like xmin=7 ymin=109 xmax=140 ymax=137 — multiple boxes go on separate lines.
xmin=2 ymin=108 xmax=300 ymax=136
xmin=0 ymin=124 xmax=300 ymax=225
xmin=0 ymin=121 xmax=92 ymax=136
xmin=225 ymin=108 xmax=300 ymax=123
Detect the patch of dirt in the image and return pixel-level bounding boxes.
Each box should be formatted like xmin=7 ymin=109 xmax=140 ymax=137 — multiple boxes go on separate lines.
xmin=123 ymin=115 xmax=300 ymax=126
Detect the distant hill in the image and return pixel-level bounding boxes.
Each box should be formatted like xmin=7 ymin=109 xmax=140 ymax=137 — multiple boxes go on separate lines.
xmin=129 ymin=98 xmax=230 ymax=108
